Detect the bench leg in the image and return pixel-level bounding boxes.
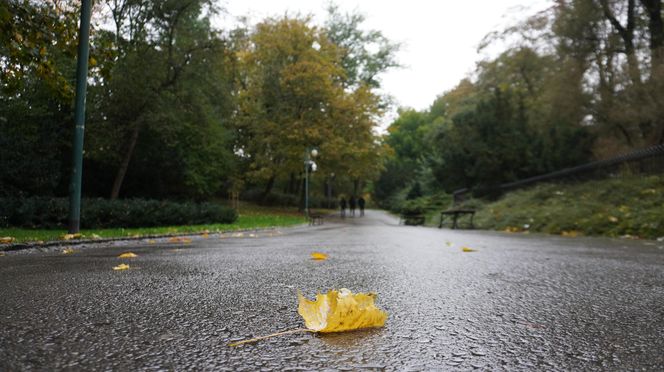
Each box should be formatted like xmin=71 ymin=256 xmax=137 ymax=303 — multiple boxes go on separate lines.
xmin=452 ymin=214 xmax=459 ymax=229
xmin=469 ymin=213 xmax=475 ymax=229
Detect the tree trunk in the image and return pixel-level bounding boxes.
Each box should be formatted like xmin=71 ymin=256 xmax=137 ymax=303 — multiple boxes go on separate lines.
xmin=110 ymin=125 xmax=140 ymax=200
xmin=262 ymin=175 xmax=276 ymax=199
xmin=287 ymin=172 xmax=296 ymax=194
xmin=641 ymin=0 xmax=664 ymax=69
xmin=601 ymin=0 xmax=642 ymax=85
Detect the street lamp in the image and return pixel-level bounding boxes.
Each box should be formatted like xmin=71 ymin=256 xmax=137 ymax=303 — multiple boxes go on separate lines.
xmin=304 ymin=148 xmax=318 ymax=218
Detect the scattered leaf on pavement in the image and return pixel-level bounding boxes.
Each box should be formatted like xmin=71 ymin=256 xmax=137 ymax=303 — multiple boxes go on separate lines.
xmin=62 ymin=248 xmax=75 ymax=254
xmin=445 ymin=241 xmax=452 ymax=247
xmin=118 ymin=252 xmax=138 ymax=258
xmin=168 ymin=237 xmax=192 ymax=244
xmin=201 ymin=232 xmax=209 ymax=238
xmin=1 ymin=237 xmax=15 ymax=244
xmin=298 ymin=288 xmax=387 ymax=333
xmin=461 ymin=246 xmax=476 ymax=252
xmin=310 ymin=252 xmax=328 ymax=261
xmin=229 ymin=288 xmax=388 ymax=347
xmin=147 ymin=240 xmax=156 ymax=244
xmin=113 ymin=263 xmax=130 ymax=271
xmin=90 ymin=234 xmax=102 ymax=240
xmin=0 ymin=252 xmax=5 ymax=256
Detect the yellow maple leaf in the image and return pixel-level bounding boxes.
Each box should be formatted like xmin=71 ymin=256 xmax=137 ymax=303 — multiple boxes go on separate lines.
xmin=113 ymin=263 xmax=130 ymax=271
xmin=461 ymin=246 xmax=476 ymax=252
xmin=62 ymin=248 xmax=75 ymax=254
xmin=118 ymin=252 xmax=138 ymax=258
xmin=297 ymin=288 xmax=387 ymax=333
xmin=0 ymin=236 xmax=15 ymax=244
xmin=310 ymin=252 xmax=328 ymax=260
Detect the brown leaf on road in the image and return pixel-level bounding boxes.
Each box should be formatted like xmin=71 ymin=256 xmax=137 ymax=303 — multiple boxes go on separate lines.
xmin=168 ymin=237 xmax=192 ymax=244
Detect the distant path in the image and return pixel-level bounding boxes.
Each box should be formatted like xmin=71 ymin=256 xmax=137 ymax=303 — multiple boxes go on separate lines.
xmin=1 ymin=210 xmax=662 ymax=370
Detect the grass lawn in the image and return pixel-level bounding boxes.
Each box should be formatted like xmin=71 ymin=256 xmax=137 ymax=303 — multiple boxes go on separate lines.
xmin=0 ymin=203 xmax=310 ymax=245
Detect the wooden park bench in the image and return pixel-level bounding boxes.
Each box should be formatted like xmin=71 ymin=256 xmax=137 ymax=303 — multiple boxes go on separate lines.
xmin=439 ymin=209 xmax=475 ymax=229
xmin=399 ymin=212 xmax=425 ymax=226
xmin=308 ymin=213 xmax=324 ymax=226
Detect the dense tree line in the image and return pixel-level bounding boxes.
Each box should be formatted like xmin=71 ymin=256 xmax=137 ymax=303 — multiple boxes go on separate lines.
xmin=0 ymin=1 xmax=397 ymax=203
xmin=376 ymin=0 xmax=663 ymax=207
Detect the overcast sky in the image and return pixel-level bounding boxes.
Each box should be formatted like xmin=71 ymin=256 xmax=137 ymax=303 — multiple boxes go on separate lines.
xmin=217 ymin=0 xmax=551 ymax=122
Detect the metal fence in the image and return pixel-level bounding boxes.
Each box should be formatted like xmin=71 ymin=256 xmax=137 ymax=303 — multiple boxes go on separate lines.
xmin=453 ymin=143 xmax=664 ymax=205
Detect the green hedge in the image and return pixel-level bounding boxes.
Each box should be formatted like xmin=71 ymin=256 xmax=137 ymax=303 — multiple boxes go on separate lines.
xmin=0 ymin=197 xmax=237 ymax=229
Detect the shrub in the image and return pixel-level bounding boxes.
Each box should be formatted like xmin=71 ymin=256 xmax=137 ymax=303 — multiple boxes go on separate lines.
xmin=0 ymin=197 xmax=237 ymax=229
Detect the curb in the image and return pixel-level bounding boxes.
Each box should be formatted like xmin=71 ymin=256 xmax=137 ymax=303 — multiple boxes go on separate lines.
xmin=0 ymin=224 xmax=306 ymax=253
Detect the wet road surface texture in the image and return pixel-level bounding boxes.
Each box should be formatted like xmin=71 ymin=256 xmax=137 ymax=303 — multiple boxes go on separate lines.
xmin=1 ymin=210 xmax=663 ymax=370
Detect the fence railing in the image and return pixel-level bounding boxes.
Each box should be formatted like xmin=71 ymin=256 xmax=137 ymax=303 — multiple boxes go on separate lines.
xmin=453 ymin=143 xmax=664 ymax=205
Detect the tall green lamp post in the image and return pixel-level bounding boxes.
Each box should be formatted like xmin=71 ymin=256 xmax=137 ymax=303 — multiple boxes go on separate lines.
xmin=304 ymin=148 xmax=318 ymax=218
xmin=67 ymin=0 xmax=92 ymax=233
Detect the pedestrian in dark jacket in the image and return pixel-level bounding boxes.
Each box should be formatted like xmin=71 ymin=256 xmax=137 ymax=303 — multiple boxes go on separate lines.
xmin=358 ymin=196 xmax=366 ymax=216
xmin=339 ymin=197 xmax=347 ymax=218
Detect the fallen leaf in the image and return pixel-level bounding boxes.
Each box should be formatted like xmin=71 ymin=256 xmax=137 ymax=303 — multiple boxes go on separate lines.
xmin=310 ymin=252 xmax=328 ymax=261
xmin=168 ymin=237 xmax=192 ymax=244
xmin=249 ymin=233 xmax=257 ymax=238
xmin=503 ymin=226 xmax=520 ymax=233
xmin=1 ymin=236 xmax=16 ymax=244
xmin=608 ymin=216 xmax=618 ymax=223
xmin=0 ymin=252 xmax=5 ymax=256
xmin=113 ymin=263 xmax=130 ymax=271
xmin=461 ymin=246 xmax=476 ymax=252
xmin=229 ymin=288 xmax=388 ymax=347
xmin=445 ymin=241 xmax=453 ymax=247
xmin=61 ymin=233 xmax=81 ymax=240
xmin=118 ymin=252 xmax=138 ymax=258
xmin=90 ymin=234 xmax=102 ymax=240
xmin=62 ymin=248 xmax=75 ymax=254
xmin=147 ymin=239 xmax=156 ymax=244
xmin=297 ymin=288 xmax=387 ymax=333
xmin=201 ymin=233 xmax=209 ymax=238
xmin=232 ymin=232 xmax=244 ymax=238
xmin=561 ymin=230 xmax=579 ymax=237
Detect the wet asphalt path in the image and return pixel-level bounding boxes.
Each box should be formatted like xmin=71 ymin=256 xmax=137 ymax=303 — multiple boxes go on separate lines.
xmin=1 ymin=210 xmax=663 ymax=370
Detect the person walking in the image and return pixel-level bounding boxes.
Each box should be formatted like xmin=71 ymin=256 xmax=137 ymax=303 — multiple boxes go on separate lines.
xmin=349 ymin=196 xmax=356 ymax=217
xmin=339 ymin=197 xmax=347 ymax=218
xmin=358 ymin=196 xmax=366 ymax=217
